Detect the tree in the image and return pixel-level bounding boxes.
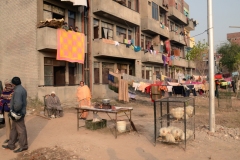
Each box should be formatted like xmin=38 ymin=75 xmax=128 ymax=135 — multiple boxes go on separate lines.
xmin=186 ymin=41 xmax=209 ymax=77
xmin=217 ymin=42 xmax=240 ymax=73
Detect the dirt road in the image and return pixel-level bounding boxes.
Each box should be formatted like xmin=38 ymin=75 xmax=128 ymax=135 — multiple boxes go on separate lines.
xmin=0 ymin=97 xmax=240 ymax=160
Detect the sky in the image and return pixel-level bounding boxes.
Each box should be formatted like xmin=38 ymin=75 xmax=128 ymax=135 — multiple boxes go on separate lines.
xmin=185 ymin=0 xmax=240 ymax=51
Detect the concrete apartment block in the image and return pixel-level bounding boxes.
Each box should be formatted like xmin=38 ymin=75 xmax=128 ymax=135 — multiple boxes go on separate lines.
xmin=0 ymin=0 xmax=39 ymax=97
xmin=227 ymin=32 xmax=240 ymax=45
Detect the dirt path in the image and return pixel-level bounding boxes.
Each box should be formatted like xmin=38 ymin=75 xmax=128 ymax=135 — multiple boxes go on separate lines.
xmin=0 ymin=97 xmax=240 ymax=160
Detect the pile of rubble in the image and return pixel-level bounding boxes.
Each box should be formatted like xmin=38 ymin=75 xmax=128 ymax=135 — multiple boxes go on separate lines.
xmin=197 ymin=124 xmax=239 ymax=140
xmin=14 ymin=146 xmax=83 ymax=160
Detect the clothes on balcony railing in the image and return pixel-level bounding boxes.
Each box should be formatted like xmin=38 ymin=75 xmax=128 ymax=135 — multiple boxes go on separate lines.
xmin=57 ymin=29 xmax=85 ymax=63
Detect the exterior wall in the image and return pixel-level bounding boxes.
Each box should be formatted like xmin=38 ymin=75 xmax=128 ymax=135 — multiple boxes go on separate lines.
xmin=92 ymin=0 xmax=140 ymax=26
xmin=38 ymin=86 xmax=79 ymax=103
xmin=227 ymin=32 xmax=240 ymax=45
xmin=92 ymin=39 xmax=140 ymax=60
xmin=0 ymin=0 xmax=39 ymax=97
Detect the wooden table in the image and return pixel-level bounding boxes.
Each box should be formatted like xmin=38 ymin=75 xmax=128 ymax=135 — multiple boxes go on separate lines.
xmin=75 ymin=107 xmax=138 ymax=138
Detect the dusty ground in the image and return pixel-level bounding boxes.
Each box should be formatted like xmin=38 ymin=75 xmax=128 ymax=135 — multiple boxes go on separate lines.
xmin=0 ymin=95 xmax=240 ymax=160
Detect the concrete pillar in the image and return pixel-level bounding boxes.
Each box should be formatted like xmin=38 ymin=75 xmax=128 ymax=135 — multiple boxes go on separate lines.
xmin=99 ymin=62 xmax=102 ymax=83
xmin=99 ymin=20 xmax=102 ymax=38
xmin=144 ymin=65 xmax=146 ymax=79
xmin=65 ymin=9 xmax=68 ymax=23
xmin=65 ymin=62 xmax=69 ymax=85
xmin=114 ymin=63 xmax=117 ymax=73
xmin=113 ymin=24 xmax=116 ymax=40
xmin=190 ymin=68 xmax=193 ymax=75
xmin=135 ymin=60 xmax=141 ymax=78
xmin=127 ymin=64 xmax=129 ymax=74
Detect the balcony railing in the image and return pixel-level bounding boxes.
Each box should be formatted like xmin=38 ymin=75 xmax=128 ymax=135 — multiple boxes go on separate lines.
xmin=168 ymin=6 xmax=187 ymax=25
xmin=92 ymin=39 xmax=140 ymax=60
xmin=186 ymin=19 xmax=195 ymax=31
xmin=92 ymin=0 xmax=140 ymax=26
xmin=37 ymin=27 xmax=87 ymax=52
xmin=141 ymin=52 xmax=164 ymax=63
xmin=169 ymin=32 xmax=186 ymax=45
xmin=141 ymin=18 xmax=169 ymax=38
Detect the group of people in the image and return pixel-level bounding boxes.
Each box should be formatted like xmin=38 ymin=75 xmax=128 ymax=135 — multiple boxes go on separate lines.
xmin=62 ymin=22 xmax=79 ymax=32
xmin=0 ymin=77 xmax=28 ymax=153
xmin=44 ymin=81 xmax=91 ymax=119
xmin=0 ymin=78 xmax=91 ymax=153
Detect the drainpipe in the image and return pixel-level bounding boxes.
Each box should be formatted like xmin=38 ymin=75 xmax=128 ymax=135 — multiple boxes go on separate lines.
xmin=84 ymin=0 xmax=92 ymax=90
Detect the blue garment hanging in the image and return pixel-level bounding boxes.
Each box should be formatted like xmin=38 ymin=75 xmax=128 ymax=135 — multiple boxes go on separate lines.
xmin=134 ymin=46 xmax=141 ymax=52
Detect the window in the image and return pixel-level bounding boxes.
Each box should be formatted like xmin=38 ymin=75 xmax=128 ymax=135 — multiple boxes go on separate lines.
xmin=152 ymin=2 xmax=158 ymax=20
xmin=170 ymin=21 xmax=174 ymax=31
xmin=128 ymin=30 xmax=132 ymax=40
xmin=93 ymin=19 xmax=99 ymax=39
xmin=102 ymin=63 xmax=114 ymax=84
xmin=116 ymin=26 xmax=127 ymax=39
xmin=146 ymin=66 xmax=152 ymax=80
xmin=117 ymin=64 xmax=127 ymax=74
xmin=101 ymin=22 xmax=113 ymax=39
xmin=94 ymin=62 xmax=100 ymax=83
xmin=175 ymin=3 xmax=178 ymax=9
xmin=141 ymin=35 xmax=144 ymax=48
xmin=145 ymin=36 xmax=152 ymax=50
xmin=68 ymin=11 xmax=75 ymax=28
xmin=44 ymin=58 xmax=66 ymax=86
xmin=160 ymin=40 xmax=164 ymax=52
xmin=128 ymin=0 xmax=131 ymax=9
xmin=160 ymin=13 xmax=166 ymax=26
xmin=43 ymin=3 xmax=65 ymax=20
xmin=68 ymin=62 xmax=76 ymax=85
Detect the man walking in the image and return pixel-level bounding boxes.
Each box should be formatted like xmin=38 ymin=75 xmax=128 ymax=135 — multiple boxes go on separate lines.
xmin=2 ymin=77 xmax=28 ymax=153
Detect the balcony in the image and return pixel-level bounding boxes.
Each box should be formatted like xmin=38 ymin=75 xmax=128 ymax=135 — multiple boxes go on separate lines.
xmin=141 ymin=52 xmax=164 ymax=64
xmin=188 ymin=61 xmax=196 ymax=68
xmin=92 ymin=0 xmax=140 ymax=26
xmin=92 ymin=39 xmax=139 ymax=60
xmin=141 ymin=18 xmax=169 ymax=38
xmin=37 ymin=27 xmax=87 ymax=52
xmin=169 ymin=32 xmax=186 ymax=46
xmin=172 ymin=58 xmax=188 ymax=68
xmin=186 ymin=19 xmax=195 ymax=31
xmin=168 ymin=7 xmax=187 ymax=25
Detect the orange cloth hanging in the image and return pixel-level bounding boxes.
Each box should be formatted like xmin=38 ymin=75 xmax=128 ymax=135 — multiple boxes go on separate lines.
xmin=57 ymin=29 xmax=85 ymax=63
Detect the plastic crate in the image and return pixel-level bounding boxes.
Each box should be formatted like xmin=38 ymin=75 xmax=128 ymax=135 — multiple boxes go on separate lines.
xmin=85 ymin=119 xmax=107 ymax=130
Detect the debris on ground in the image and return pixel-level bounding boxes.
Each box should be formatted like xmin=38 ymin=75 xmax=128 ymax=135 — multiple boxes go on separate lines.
xmin=13 ymin=146 xmax=83 ymax=160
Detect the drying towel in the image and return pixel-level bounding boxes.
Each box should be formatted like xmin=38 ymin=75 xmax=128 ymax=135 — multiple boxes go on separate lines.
xmin=167 ymin=86 xmax=173 ymax=92
xmin=119 ymin=79 xmax=129 ymax=102
xmin=132 ymin=82 xmax=140 ymax=90
xmin=138 ymin=82 xmax=151 ymax=92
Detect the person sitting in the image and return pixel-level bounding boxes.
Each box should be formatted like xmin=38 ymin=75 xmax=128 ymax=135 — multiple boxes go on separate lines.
xmin=76 ymin=81 xmax=91 ymax=119
xmin=69 ymin=25 xmax=73 ymax=31
xmin=62 ymin=22 xmax=69 ymax=31
xmin=0 ymin=79 xmax=14 ymax=144
xmin=46 ymin=91 xmax=63 ymax=118
xmin=74 ymin=26 xmax=79 ymax=32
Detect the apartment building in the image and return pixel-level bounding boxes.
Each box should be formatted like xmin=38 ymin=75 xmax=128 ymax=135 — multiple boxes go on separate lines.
xmin=0 ymin=0 xmax=197 ymax=100
xmin=0 ymin=0 xmax=86 ymax=103
xmin=91 ymin=0 xmax=197 ymax=98
xmin=227 ymin=32 xmax=240 ymax=45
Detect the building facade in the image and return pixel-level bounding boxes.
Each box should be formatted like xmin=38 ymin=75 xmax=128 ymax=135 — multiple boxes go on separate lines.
xmin=0 ymin=0 xmax=85 ymax=103
xmin=0 ymin=0 xmax=197 ymax=101
xmin=227 ymin=32 xmax=240 ymax=45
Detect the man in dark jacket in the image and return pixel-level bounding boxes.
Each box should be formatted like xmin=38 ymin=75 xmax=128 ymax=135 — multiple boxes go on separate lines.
xmin=2 ymin=77 xmax=28 ymax=153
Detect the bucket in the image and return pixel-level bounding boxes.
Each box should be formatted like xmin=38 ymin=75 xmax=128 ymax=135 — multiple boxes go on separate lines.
xmin=117 ymin=121 xmax=127 ymax=133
